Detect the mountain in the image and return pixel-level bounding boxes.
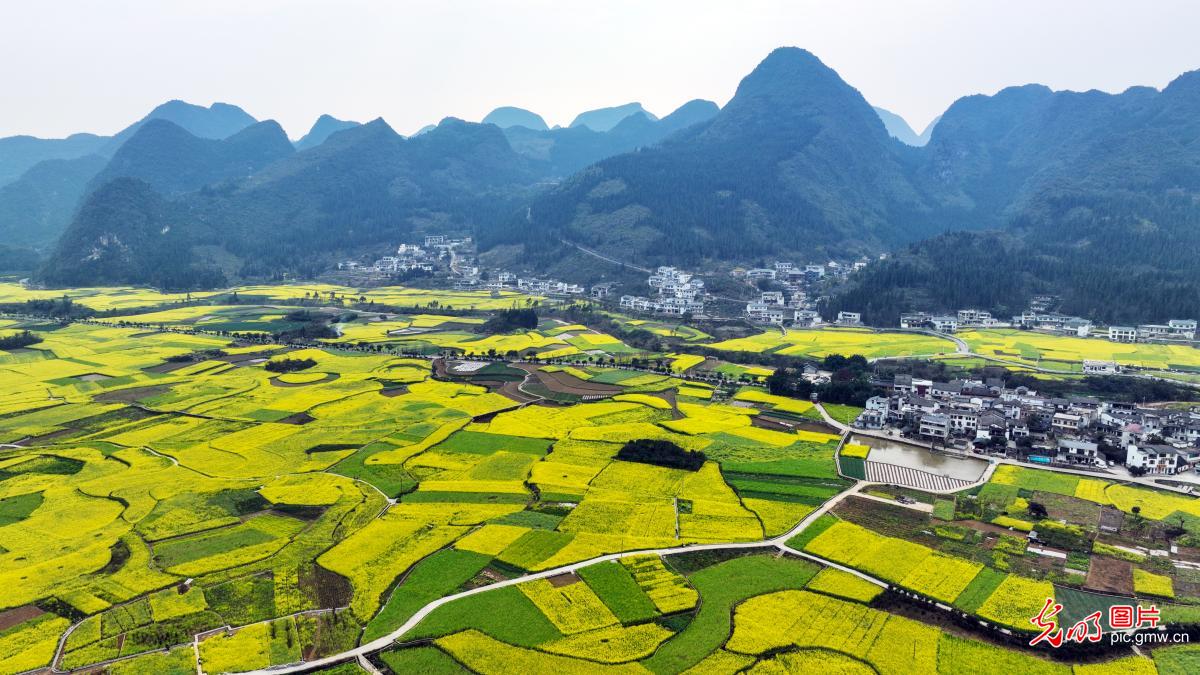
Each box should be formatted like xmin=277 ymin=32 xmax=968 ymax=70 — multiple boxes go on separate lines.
xmin=873 ymin=106 xmax=924 ymax=146
xmin=0 ymin=134 xmax=107 ymax=187
xmin=482 ymin=107 xmax=548 ymax=131
xmin=90 ymin=119 xmax=294 ymax=196
xmin=0 ymin=100 xmax=262 ymax=251
xmin=38 ymin=178 xmax=223 ymax=289
xmin=917 ymin=115 xmax=941 ymax=145
xmin=827 ymin=71 xmax=1200 ymax=325
xmin=500 ymin=99 xmax=720 ymax=178
xmin=103 ymin=100 xmax=258 ymax=152
xmin=42 ymin=117 xmax=538 ymax=286
xmin=0 ymin=154 xmax=108 ymax=247
xmin=486 ymin=48 xmax=929 ymax=266
xmin=30 ymin=50 xmax=1200 ymax=316
xmin=569 ymin=103 xmax=657 ymax=131
xmin=658 ymin=99 xmax=720 ymax=133
xmin=294 ymin=114 xmax=361 ymax=150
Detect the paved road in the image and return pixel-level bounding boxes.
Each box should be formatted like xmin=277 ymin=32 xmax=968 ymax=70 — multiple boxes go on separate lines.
xmin=235 ymin=482 xmax=868 ymax=675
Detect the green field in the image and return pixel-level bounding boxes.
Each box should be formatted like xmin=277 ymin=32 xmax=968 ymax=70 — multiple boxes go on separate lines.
xmin=0 ymin=288 xmax=1192 ymax=674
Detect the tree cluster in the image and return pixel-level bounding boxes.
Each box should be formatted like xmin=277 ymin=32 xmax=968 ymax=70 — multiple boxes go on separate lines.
xmin=478 ymin=308 xmax=538 ymax=334
xmin=264 ymin=357 xmax=317 ymax=373
xmin=0 ymin=330 xmax=42 ymax=350
xmin=616 ymin=439 xmax=706 ymax=471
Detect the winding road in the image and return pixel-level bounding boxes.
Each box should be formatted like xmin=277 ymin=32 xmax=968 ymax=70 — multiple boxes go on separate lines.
xmin=236 ymin=481 xmax=872 ymax=675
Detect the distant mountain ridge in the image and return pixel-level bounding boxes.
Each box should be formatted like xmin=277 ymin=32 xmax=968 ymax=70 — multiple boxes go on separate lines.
xmin=500 ymin=99 xmax=719 ymax=178
xmin=484 ymin=48 xmax=928 ymax=266
xmin=16 ymin=48 xmax=1200 ymax=324
xmin=0 ymin=101 xmax=260 ymax=249
xmin=827 ymin=70 xmax=1200 ymax=324
xmin=90 ymin=119 xmax=294 ymax=196
xmin=482 ymin=107 xmax=549 ymax=131
xmin=569 ymin=103 xmax=658 ymax=131
xmin=872 ymin=106 xmax=925 ymax=146
xmin=41 ymin=117 xmax=541 ymax=287
xmin=0 ymin=101 xmax=258 ymax=186
xmin=294 ymin=115 xmax=361 ymax=150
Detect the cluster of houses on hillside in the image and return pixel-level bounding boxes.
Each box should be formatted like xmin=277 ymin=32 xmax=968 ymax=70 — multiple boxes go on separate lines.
xmin=856 ymin=375 xmax=1200 ymax=475
xmin=899 ymin=309 xmax=1001 ymax=332
xmin=740 ymin=259 xmax=874 ymax=324
xmin=744 ymin=290 xmax=867 ymax=328
xmin=619 ymin=266 xmax=706 ymax=316
xmin=338 ymin=234 xmax=478 ymax=278
xmin=739 ymin=258 xmax=873 ymax=284
xmin=339 ymin=242 xmax=437 ymax=276
xmin=461 ymin=271 xmax=587 ymax=297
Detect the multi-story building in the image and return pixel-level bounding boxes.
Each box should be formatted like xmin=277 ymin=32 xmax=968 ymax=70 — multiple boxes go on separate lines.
xmin=836 ymin=311 xmax=862 ymax=325
xmin=1108 ymin=326 xmax=1138 ymax=343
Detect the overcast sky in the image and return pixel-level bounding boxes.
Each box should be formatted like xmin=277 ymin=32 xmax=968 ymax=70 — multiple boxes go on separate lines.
xmin=2 ymin=0 xmax=1198 ymax=139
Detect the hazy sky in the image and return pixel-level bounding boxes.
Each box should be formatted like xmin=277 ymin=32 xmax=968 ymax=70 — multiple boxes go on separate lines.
xmin=2 ymin=0 xmax=1198 ymax=139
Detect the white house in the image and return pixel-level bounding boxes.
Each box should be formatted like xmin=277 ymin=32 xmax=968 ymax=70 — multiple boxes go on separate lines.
xmin=919 ymin=413 xmax=950 ymax=439
xmin=1169 ymin=319 xmax=1197 ymax=340
xmin=1057 ymin=439 xmax=1103 ymax=467
xmin=930 ymin=316 xmax=959 ymax=333
xmin=793 ymin=310 xmax=822 ymax=327
xmin=1108 ymin=326 xmax=1138 ymax=343
xmin=1127 ymin=444 xmax=1185 ymax=475
xmin=836 ymin=311 xmax=862 ymax=325
xmin=1052 ymin=412 xmax=1086 ymax=434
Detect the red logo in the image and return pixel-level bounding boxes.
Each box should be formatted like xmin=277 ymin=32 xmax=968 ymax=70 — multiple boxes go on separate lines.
xmin=1029 ymin=599 xmax=1159 ymax=647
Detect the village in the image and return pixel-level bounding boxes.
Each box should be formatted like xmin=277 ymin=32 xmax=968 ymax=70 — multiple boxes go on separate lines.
xmin=853 ymin=372 xmax=1200 ymax=480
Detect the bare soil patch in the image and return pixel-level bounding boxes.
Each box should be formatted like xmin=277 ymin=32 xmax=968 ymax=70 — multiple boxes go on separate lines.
xmin=547 ymin=572 xmax=582 ymax=587
xmin=76 ymin=373 xmax=113 ymax=382
xmin=1084 ymin=555 xmax=1133 ymax=595
xmin=833 ymin=495 xmax=932 ymax=540
xmin=277 ymin=412 xmax=315 ymax=425
xmin=534 ymin=368 xmax=622 ymax=396
xmin=0 ymin=605 xmax=45 ymax=632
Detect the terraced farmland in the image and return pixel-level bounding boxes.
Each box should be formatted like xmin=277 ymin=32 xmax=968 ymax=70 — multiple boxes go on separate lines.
xmin=2 ymin=296 xmax=1197 ymax=674
xmin=0 ymin=319 xmax=845 ymax=673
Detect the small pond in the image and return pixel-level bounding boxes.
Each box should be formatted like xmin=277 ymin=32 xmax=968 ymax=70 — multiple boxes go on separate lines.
xmin=850 ymin=434 xmax=988 ymax=482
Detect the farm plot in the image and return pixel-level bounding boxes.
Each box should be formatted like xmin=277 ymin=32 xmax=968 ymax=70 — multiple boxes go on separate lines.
xmin=960 ymin=329 xmax=1200 ymax=371
xmin=799 ymin=518 xmax=982 ymax=603
xmin=706 ymin=327 xmax=954 ymax=360
xmin=3 ymin=307 xmax=1175 ymax=674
